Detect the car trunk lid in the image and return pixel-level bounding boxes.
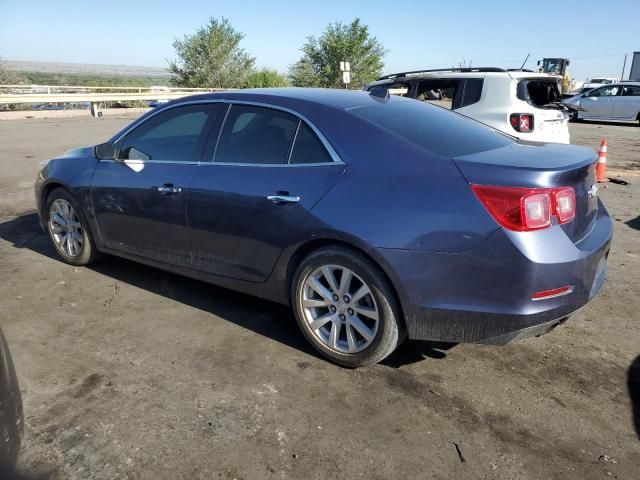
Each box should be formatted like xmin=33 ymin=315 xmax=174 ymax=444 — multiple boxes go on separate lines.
xmin=453 ymin=142 xmax=599 ymax=243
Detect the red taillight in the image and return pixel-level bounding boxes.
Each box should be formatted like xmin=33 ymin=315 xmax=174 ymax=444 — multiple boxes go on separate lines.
xmin=553 ymin=187 xmax=576 ymax=223
xmin=471 ymin=185 xmax=576 ymax=232
xmin=509 ymin=113 xmax=534 ymax=133
xmin=522 ymin=192 xmax=551 ymax=229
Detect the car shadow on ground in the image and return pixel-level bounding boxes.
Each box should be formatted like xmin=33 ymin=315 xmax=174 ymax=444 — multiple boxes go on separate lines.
xmin=0 ymin=212 xmax=453 ymax=368
xmin=626 ymin=215 xmax=640 ymax=231
xmin=630 ymin=355 xmax=640 ymax=440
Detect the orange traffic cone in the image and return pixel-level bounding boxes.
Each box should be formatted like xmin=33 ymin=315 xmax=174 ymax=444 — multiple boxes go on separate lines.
xmin=596 ymin=138 xmax=609 ymax=183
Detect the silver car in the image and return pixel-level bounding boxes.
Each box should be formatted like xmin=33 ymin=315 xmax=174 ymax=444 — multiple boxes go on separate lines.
xmin=564 ymin=82 xmax=640 ymax=124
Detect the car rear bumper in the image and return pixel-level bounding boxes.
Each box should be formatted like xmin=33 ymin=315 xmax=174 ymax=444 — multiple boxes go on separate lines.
xmin=375 ymin=200 xmax=612 ymax=343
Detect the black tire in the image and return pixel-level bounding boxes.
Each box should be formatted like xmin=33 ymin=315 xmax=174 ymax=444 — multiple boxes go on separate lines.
xmin=44 ymin=187 xmax=98 ymax=266
xmin=292 ymin=246 xmax=405 ymax=367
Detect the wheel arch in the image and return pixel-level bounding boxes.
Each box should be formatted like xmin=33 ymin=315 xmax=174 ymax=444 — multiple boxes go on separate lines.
xmin=284 ymin=237 xmax=407 ymax=330
xmin=39 ymin=180 xmax=102 ymax=247
xmin=40 ymin=181 xmax=69 ymax=212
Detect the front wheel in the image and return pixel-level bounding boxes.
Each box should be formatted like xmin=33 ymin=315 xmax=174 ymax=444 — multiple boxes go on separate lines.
xmin=292 ymin=246 xmax=404 ymax=367
xmin=45 ymin=188 xmax=97 ymax=266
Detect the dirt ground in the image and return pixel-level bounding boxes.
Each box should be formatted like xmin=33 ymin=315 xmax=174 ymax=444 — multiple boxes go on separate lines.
xmin=0 ymin=114 xmax=638 ymax=479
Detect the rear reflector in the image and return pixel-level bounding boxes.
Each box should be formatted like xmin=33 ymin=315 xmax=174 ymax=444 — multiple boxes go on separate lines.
xmin=471 ymin=185 xmax=576 ymax=232
xmin=510 ymin=113 xmax=534 ymax=133
xmin=532 ymin=285 xmax=573 ymax=301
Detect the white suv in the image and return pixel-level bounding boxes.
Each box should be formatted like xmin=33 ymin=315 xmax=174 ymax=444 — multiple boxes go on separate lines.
xmin=366 ymin=68 xmax=573 ymax=144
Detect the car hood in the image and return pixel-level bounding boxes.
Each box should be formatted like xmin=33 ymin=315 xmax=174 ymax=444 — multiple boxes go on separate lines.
xmin=62 ymin=146 xmax=94 ymax=158
xmin=562 ymin=95 xmax=583 ymax=105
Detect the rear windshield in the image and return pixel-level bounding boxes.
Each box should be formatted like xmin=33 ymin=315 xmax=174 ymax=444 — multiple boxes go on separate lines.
xmin=350 ymin=100 xmax=513 ymax=157
xmin=517 ymin=80 xmax=561 ymax=107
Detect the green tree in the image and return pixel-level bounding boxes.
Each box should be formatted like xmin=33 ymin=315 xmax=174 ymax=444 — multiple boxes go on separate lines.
xmin=169 ymin=17 xmax=255 ymax=88
xmin=0 ymin=57 xmax=25 ymax=85
xmin=289 ymin=19 xmax=387 ymax=89
xmin=243 ymin=68 xmax=289 ymax=88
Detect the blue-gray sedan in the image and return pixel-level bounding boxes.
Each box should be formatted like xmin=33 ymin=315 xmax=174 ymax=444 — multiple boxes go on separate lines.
xmin=35 ymin=88 xmax=612 ymax=367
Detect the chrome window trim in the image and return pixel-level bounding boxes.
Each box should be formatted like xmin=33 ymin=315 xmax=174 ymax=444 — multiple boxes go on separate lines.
xmin=286 ymin=119 xmax=302 ymax=164
xmin=208 ymin=162 xmax=341 ymax=168
xmin=110 ymin=98 xmax=344 ymax=166
xmin=98 ymin=159 xmax=200 ymax=165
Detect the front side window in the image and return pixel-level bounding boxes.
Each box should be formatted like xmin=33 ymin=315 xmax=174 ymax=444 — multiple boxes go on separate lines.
xmin=588 ymin=86 xmax=621 ymax=97
xmin=380 ymin=82 xmax=412 ymax=97
xmin=118 ymin=104 xmax=211 ymax=162
xmin=215 ymin=105 xmax=298 ymax=164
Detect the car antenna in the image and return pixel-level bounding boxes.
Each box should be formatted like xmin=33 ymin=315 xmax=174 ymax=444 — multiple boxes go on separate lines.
xmin=369 ymin=86 xmax=389 ymax=101
xmin=520 ymin=53 xmax=531 ymax=70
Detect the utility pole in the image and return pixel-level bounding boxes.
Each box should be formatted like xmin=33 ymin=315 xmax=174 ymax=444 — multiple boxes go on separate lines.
xmin=621 ymin=54 xmax=628 ymax=80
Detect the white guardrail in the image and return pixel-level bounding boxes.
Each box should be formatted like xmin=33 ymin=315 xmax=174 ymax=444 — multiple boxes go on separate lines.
xmin=0 ymin=85 xmax=224 ymax=104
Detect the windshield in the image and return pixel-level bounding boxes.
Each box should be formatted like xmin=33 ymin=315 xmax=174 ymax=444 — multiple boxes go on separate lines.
xmin=350 ymin=100 xmax=513 ymax=158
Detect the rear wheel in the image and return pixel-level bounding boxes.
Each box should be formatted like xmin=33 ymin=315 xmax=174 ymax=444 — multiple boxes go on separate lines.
xmin=45 ymin=188 xmax=97 ymax=266
xmin=292 ymin=246 xmax=404 ymax=367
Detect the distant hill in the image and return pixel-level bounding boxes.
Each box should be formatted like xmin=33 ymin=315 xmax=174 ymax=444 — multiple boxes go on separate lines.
xmin=5 ymin=60 xmax=170 ymax=77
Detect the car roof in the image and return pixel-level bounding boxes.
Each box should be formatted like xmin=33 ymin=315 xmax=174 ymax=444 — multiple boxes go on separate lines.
xmin=591 ymin=82 xmax=640 ymax=87
xmin=368 ymin=70 xmax=560 ymax=87
xmin=167 ymin=88 xmax=402 ymax=111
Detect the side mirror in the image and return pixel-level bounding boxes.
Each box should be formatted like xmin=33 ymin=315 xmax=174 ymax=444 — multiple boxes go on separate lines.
xmin=94 ymin=142 xmax=117 ymax=160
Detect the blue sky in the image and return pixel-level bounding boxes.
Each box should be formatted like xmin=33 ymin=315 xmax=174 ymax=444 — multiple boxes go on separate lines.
xmin=1 ymin=0 xmax=638 ymax=81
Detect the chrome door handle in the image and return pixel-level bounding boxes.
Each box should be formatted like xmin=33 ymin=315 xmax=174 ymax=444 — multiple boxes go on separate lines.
xmin=157 ymin=185 xmax=182 ymax=195
xmin=267 ymin=194 xmax=300 ymax=205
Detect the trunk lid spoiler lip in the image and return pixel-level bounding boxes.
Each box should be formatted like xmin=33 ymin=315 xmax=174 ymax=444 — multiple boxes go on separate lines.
xmin=451 ymin=142 xmax=596 ymax=179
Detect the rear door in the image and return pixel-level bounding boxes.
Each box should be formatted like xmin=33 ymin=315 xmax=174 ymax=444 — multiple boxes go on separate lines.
xmin=91 ymin=103 xmax=219 ymax=265
xmin=580 ymin=85 xmax=621 ymax=118
xmin=187 ymin=103 xmax=344 ymax=281
xmin=614 ymin=84 xmax=640 ymax=119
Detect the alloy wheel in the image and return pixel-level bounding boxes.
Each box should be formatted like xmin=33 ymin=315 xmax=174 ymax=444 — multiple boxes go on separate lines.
xmin=301 ymin=265 xmax=379 ymax=354
xmin=49 ymin=198 xmax=83 ymax=257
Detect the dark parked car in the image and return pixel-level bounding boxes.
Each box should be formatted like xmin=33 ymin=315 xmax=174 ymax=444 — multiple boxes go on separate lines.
xmin=35 ymin=88 xmax=612 ymax=367
xmin=0 ymin=327 xmax=23 ymax=472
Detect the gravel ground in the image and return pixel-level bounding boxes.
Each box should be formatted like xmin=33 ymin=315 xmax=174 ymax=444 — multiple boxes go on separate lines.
xmin=0 ymin=115 xmax=638 ymax=479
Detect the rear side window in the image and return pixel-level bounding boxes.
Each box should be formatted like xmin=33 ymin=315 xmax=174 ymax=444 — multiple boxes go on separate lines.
xmin=415 ymin=79 xmax=458 ymax=110
xmin=351 ymin=100 xmax=513 ymax=158
xmin=215 ymin=105 xmax=297 ymax=164
xmin=459 ymin=79 xmax=484 ymax=108
xmin=118 ymin=104 xmax=211 ymax=162
xmin=414 ymin=78 xmax=483 ymax=110
xmin=290 ymin=122 xmax=333 ymax=164
xmin=622 ymin=85 xmax=640 ymax=96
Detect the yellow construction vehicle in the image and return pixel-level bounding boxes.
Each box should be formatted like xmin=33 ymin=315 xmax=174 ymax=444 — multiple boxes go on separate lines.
xmin=537 ymin=58 xmax=571 ymax=93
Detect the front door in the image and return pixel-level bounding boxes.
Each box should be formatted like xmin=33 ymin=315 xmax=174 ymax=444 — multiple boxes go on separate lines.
xmin=188 ymin=103 xmax=344 ymax=282
xmin=581 ymin=85 xmax=620 ymax=119
xmin=91 ymin=103 xmax=219 ymax=265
